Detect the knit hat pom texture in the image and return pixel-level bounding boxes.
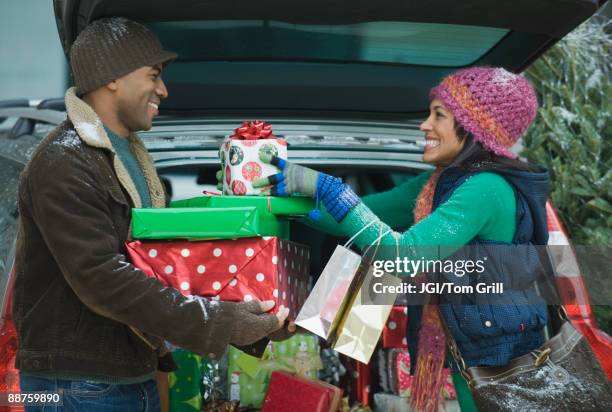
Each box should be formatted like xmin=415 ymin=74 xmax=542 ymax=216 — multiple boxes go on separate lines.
xmin=431 ymin=67 xmax=538 ymax=158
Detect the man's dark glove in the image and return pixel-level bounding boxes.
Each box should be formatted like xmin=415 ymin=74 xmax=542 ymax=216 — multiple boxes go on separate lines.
xmin=229 ymin=300 xmax=288 ymax=346
xmin=267 ymin=320 xmax=298 ymax=342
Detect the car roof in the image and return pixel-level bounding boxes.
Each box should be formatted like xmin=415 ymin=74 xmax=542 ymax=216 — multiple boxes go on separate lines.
xmin=53 ymin=0 xmax=603 ymax=120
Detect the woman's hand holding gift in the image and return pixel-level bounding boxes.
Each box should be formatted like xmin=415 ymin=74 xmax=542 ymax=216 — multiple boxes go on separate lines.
xmin=252 ymin=154 xmax=320 ymax=197
xmin=253 ymin=153 xmax=361 ymax=222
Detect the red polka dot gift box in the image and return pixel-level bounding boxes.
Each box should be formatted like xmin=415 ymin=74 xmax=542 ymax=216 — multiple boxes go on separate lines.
xmin=383 ymin=306 xmax=408 ymax=349
xmin=125 ymin=236 xmax=310 ymax=317
xmin=220 ymin=121 xmax=288 ymax=196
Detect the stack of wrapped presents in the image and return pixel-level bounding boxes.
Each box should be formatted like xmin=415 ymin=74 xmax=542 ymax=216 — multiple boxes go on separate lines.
xmin=125 ymin=121 xmax=458 ymax=411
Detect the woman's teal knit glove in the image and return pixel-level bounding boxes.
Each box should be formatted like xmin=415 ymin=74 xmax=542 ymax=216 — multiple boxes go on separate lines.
xmin=252 ymin=154 xmax=319 ymax=197
xmin=253 ymin=154 xmax=360 ymax=222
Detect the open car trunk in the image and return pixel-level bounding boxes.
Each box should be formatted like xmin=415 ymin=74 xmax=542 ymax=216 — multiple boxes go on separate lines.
xmin=53 ymin=0 xmax=604 ymax=119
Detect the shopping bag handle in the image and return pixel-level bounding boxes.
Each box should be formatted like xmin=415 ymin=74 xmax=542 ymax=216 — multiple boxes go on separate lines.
xmin=344 ymin=220 xmax=377 ymax=248
xmin=362 ymin=228 xmax=393 ymax=262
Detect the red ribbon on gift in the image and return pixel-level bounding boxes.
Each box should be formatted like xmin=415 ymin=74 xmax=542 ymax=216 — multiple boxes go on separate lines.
xmin=231 ymin=120 xmax=276 ymax=140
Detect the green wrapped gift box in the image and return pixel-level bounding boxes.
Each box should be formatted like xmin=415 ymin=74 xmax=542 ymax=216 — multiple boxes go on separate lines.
xmin=167 ymin=350 xmax=229 ymax=412
xmin=227 ymin=333 xmax=322 ymax=409
xmin=131 ymin=207 xmax=289 ymax=240
xmin=169 ymin=350 xmax=204 ymax=412
xmin=270 ymin=334 xmax=321 ymax=379
xmin=228 ymin=345 xmax=273 ymax=409
xmin=170 ymin=195 xmax=314 ymax=216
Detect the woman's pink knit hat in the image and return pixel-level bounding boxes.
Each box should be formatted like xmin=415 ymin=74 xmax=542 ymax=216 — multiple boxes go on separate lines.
xmin=430 ymin=67 xmax=538 ymax=158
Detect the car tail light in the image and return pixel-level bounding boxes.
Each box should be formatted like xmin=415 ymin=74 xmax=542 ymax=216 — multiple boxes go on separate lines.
xmin=0 ymin=267 xmax=23 ymax=412
xmin=546 ymin=201 xmax=612 ymax=379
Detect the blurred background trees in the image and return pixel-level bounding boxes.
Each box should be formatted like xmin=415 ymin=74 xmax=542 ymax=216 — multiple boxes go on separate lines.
xmin=523 ymin=16 xmax=611 ymax=334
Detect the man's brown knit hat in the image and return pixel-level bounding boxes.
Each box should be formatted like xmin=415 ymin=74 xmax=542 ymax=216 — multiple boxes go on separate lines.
xmin=70 ymin=17 xmax=177 ymax=96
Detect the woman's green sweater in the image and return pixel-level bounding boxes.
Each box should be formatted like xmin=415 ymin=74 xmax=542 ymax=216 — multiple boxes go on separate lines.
xmin=305 ymin=170 xmax=517 ymax=265
xmin=305 ymin=170 xmax=518 ymax=412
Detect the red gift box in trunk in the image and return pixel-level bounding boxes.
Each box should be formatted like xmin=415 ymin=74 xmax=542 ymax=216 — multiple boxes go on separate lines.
xmin=126 ymin=236 xmax=310 ymax=316
xmin=339 ymin=356 xmax=371 ymax=406
xmin=262 ymin=371 xmax=342 ymax=412
xmin=383 ymin=306 xmax=408 ymax=349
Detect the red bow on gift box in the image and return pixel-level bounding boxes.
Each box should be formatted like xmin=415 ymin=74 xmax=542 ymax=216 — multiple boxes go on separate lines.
xmin=231 ymin=120 xmax=275 ymax=140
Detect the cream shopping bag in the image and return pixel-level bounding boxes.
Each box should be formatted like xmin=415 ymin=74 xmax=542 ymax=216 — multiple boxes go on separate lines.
xmin=296 ymin=223 xmax=401 ymax=363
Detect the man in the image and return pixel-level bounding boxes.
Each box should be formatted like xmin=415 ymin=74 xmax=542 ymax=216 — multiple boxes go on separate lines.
xmin=13 ymin=17 xmax=290 ymax=411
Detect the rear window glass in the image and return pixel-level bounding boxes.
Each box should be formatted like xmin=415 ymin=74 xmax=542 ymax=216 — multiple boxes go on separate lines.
xmin=148 ymin=20 xmax=508 ymax=67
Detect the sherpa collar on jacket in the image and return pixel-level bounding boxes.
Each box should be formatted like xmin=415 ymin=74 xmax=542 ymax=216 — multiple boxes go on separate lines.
xmin=64 ymin=87 xmax=165 ymax=208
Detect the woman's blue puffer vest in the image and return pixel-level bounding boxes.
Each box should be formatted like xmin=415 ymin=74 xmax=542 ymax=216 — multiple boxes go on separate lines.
xmin=407 ymin=166 xmax=550 ymax=369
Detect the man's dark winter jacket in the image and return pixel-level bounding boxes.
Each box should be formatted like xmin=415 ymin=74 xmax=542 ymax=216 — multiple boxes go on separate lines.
xmin=13 ymin=87 xmax=237 ymax=380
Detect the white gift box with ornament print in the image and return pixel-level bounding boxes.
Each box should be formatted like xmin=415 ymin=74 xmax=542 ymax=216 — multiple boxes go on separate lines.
xmin=219 ymin=138 xmax=288 ymax=195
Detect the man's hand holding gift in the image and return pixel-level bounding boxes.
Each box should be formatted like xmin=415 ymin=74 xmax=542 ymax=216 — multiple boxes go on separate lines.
xmin=229 ymin=300 xmax=291 ymax=346
xmin=267 ymin=320 xmax=298 ymax=342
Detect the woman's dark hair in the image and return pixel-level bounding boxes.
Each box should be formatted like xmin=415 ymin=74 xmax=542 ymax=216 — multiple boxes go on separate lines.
xmin=447 ymin=123 xmax=540 ymax=172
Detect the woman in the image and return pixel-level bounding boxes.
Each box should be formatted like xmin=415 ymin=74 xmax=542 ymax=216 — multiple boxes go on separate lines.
xmin=253 ymin=67 xmax=550 ymax=411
